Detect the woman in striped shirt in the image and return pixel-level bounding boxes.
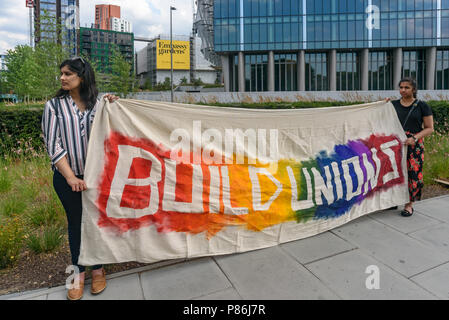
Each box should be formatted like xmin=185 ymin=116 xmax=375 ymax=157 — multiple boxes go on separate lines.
xmin=42 ymin=57 xmax=118 ymax=300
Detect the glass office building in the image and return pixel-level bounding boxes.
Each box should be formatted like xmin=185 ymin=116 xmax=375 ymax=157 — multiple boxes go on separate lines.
xmin=214 ymin=0 xmax=449 ymax=91
xmin=34 ymin=0 xmax=79 ymax=56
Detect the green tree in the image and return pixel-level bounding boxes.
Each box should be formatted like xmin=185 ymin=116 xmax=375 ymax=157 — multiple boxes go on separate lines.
xmin=109 ymin=46 xmax=133 ymax=97
xmin=0 ymin=71 xmax=7 ymax=94
xmin=33 ymin=41 xmax=69 ymax=100
xmin=3 ymin=10 xmax=69 ymax=102
xmin=143 ymin=78 xmax=152 ymax=90
xmin=4 ymin=45 xmax=40 ymax=102
xmin=33 ymin=10 xmax=69 ymax=100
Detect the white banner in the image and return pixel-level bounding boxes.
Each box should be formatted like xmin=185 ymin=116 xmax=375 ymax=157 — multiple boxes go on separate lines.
xmin=79 ymin=100 xmax=408 ymax=265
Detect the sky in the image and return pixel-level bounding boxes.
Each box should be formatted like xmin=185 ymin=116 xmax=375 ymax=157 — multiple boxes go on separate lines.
xmin=0 ymin=0 xmax=194 ymax=54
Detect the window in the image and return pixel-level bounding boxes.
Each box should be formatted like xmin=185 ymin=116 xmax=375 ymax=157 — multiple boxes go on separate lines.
xmin=274 ymin=53 xmax=297 ymax=91
xmin=245 ymin=54 xmax=268 ymax=91
xmin=230 ymin=54 xmax=239 ymax=91
xmin=305 ymin=53 xmax=328 ymax=91
xmin=337 ymin=52 xmax=360 ymax=90
xmin=214 ymin=0 xmax=442 ymax=52
xmin=435 ymin=50 xmax=449 ymax=89
xmin=402 ymin=50 xmax=426 ymax=90
xmin=369 ymin=51 xmax=393 ymax=90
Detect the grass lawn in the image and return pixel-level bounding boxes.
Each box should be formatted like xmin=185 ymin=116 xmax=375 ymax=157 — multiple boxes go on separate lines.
xmin=0 ymin=155 xmax=66 ymax=269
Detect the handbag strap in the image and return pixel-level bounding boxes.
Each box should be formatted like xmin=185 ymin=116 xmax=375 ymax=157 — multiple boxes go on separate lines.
xmin=401 ymin=99 xmax=419 ymax=129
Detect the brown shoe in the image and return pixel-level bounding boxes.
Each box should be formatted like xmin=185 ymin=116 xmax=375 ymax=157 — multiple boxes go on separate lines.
xmin=67 ymin=279 xmax=84 ymax=300
xmin=91 ymin=268 xmax=107 ymax=295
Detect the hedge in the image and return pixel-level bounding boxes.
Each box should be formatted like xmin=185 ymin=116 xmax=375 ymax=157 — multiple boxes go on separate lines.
xmin=1 ymin=100 xmax=448 ymax=158
xmin=0 ymin=104 xmax=45 ymax=158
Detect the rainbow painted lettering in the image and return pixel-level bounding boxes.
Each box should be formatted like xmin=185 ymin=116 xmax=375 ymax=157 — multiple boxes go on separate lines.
xmin=96 ymin=132 xmax=403 ymax=238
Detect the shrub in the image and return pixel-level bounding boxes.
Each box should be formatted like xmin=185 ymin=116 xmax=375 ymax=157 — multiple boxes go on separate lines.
xmin=1 ymin=197 xmax=27 ymax=217
xmin=0 ymin=216 xmax=25 ymax=269
xmin=27 ymin=202 xmax=62 ymax=227
xmin=26 ymin=226 xmax=64 ymax=254
xmin=423 ymin=131 xmax=449 ymax=184
xmin=427 ymin=101 xmax=449 ymax=133
xmin=0 ymin=104 xmax=45 ymax=158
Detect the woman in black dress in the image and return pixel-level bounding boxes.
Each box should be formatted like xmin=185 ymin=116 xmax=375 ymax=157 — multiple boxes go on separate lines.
xmin=391 ymin=78 xmax=434 ymax=217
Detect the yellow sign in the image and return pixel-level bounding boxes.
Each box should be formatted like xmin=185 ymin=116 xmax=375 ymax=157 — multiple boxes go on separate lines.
xmin=156 ymin=40 xmax=190 ymax=70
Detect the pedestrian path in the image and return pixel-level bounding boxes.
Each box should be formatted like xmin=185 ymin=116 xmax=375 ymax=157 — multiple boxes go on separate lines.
xmin=2 ymin=195 xmax=448 ymax=300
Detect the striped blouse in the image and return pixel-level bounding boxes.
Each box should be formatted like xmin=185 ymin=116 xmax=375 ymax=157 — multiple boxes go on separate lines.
xmin=42 ymin=95 xmax=99 ymax=176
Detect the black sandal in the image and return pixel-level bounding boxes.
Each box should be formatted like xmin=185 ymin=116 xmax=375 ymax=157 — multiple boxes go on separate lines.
xmin=400 ymin=208 xmax=414 ymax=217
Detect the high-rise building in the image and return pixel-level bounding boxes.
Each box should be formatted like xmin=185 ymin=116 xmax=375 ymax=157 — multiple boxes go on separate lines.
xmin=110 ymin=17 xmax=133 ymax=33
xmin=95 ymin=4 xmax=121 ymax=30
xmin=209 ymin=0 xmax=449 ymax=92
xmin=33 ymin=0 xmax=80 ymax=56
xmin=79 ymin=27 xmax=134 ymax=74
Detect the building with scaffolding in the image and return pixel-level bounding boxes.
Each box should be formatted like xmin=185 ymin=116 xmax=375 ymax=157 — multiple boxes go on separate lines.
xmin=136 ymin=35 xmax=218 ymax=87
xmin=78 ymin=27 xmax=134 ymax=74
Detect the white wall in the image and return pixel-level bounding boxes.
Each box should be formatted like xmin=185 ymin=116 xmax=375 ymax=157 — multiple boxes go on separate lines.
xmin=136 ymin=46 xmax=148 ymax=75
xmin=191 ymin=37 xmax=218 ymax=84
xmin=193 ymin=37 xmax=215 ymax=71
xmin=156 ymin=70 xmax=191 ymax=85
xmin=194 ymin=70 xmax=217 ymax=84
xmin=110 ymin=17 xmax=132 ymax=33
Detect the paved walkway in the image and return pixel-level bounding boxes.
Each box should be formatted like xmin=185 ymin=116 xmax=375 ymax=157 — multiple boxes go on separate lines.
xmin=1 ymin=195 xmax=449 ymax=300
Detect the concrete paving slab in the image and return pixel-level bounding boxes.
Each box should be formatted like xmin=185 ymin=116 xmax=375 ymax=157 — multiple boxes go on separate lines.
xmin=47 ymin=288 xmax=67 ymax=300
xmin=331 ymin=216 xmax=449 ymax=277
xmin=414 ymin=196 xmax=449 ymax=223
xmin=214 ymin=246 xmax=340 ymax=300
xmin=2 ymin=195 xmax=448 ymax=301
xmin=368 ymin=209 xmax=440 ymax=234
xmin=194 ymin=288 xmax=242 ymax=300
xmin=280 ymin=231 xmax=357 ymax=264
xmin=305 ymin=249 xmax=436 ymax=299
xmin=83 ymin=274 xmax=143 ymax=300
xmin=140 ymin=257 xmax=231 ymax=300
xmin=411 ymin=262 xmax=449 ymax=300
xmin=408 ymin=224 xmax=449 ymax=255
xmin=3 ymin=288 xmax=50 ymax=300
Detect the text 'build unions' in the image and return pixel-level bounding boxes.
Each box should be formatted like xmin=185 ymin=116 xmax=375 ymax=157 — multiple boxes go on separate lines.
xmin=78 ymin=99 xmax=408 ymax=265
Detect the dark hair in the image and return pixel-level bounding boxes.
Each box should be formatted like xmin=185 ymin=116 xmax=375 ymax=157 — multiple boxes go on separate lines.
xmin=55 ymin=57 xmax=98 ymax=110
xmin=398 ymin=77 xmax=418 ymax=98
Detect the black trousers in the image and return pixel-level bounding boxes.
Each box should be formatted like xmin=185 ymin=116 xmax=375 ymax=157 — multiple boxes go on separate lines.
xmin=53 ymin=169 xmax=102 ymax=273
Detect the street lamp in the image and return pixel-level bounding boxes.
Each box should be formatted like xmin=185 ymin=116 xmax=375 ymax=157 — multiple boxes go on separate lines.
xmin=170 ymin=6 xmax=177 ymax=103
